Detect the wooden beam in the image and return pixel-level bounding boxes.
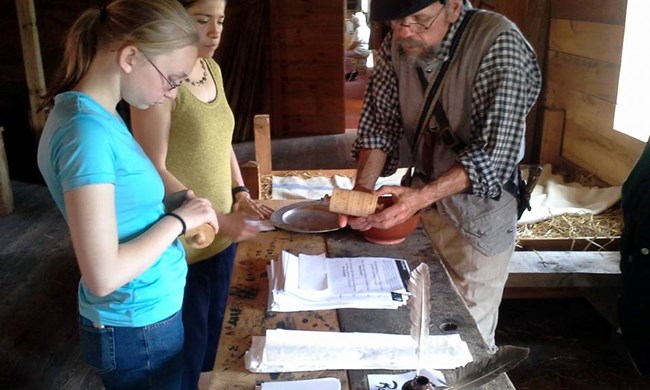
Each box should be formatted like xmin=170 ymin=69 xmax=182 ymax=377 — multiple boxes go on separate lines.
xmin=0 ymin=127 xmax=14 ymax=216
xmin=254 ymin=114 xmax=272 ymax=175
xmin=538 ymin=108 xmax=564 ymax=166
xmin=16 ymin=0 xmax=47 ymax=136
xmin=506 ymin=250 xmax=621 ymax=289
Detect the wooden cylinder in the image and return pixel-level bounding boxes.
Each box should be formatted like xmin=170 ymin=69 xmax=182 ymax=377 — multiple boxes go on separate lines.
xmin=328 ymin=188 xmax=378 ymax=217
xmin=0 ymin=126 xmax=14 ymax=217
xmin=185 ymin=224 xmax=216 ymax=249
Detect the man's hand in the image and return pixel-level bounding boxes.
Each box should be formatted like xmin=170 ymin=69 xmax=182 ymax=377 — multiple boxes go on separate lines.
xmin=339 ymin=185 xmax=430 ymax=230
xmin=338 ymin=213 xmax=373 ymax=231
xmin=366 ymin=185 xmax=428 ymax=229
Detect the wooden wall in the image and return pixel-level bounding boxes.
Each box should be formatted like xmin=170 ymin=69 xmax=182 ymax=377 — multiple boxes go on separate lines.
xmin=268 ymin=0 xmax=345 ymax=137
xmin=541 ymin=0 xmax=643 ymax=185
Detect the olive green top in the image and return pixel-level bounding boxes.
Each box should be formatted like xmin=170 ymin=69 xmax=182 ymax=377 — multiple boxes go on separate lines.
xmin=167 ymin=58 xmax=234 ymax=263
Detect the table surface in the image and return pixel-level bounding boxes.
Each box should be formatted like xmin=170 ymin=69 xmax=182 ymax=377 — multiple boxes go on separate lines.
xmin=210 ymin=200 xmax=514 ymax=390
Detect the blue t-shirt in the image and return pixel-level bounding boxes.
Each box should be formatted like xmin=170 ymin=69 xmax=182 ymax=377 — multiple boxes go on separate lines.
xmin=37 ymin=91 xmax=187 ymax=327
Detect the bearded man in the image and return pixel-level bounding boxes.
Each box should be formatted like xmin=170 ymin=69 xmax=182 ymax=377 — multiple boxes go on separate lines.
xmin=340 ymin=0 xmax=541 ymax=351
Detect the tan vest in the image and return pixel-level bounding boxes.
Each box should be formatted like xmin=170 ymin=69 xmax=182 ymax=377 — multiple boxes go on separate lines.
xmin=392 ymin=10 xmax=526 ymax=256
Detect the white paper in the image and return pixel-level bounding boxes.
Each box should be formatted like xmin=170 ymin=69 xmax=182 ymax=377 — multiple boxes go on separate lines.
xmin=325 ymin=256 xmax=409 ymax=294
xmin=249 ymin=219 xmax=276 ymax=231
xmin=267 ymin=251 xmax=410 ymax=312
xmin=298 ymin=253 xmax=328 ymax=290
xmin=368 ymin=369 xmax=446 ymax=390
xmin=245 ymin=329 xmax=473 ymax=373
xmin=261 ymin=377 xmax=341 ymax=390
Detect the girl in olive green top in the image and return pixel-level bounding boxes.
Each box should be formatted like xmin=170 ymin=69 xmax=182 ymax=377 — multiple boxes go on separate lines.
xmin=131 ymin=1 xmax=272 ymax=388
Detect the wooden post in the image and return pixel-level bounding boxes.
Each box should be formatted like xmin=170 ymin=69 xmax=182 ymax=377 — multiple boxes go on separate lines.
xmin=240 ymin=161 xmax=261 ymax=200
xmin=254 ymin=114 xmax=272 ymax=176
xmin=16 ymin=0 xmax=47 ymax=137
xmin=539 ymin=108 xmax=566 ymax=166
xmin=0 ymin=126 xmax=15 ymax=216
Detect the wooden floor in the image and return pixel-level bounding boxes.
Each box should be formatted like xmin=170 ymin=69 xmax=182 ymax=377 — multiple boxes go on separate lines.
xmin=1 ymin=131 xmax=649 ymax=389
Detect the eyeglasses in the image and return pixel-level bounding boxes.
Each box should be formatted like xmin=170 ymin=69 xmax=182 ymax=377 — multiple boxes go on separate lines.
xmin=389 ymin=7 xmax=445 ymax=33
xmin=142 ymin=54 xmax=181 ymax=91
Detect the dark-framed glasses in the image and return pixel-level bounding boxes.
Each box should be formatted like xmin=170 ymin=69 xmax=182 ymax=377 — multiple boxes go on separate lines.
xmin=142 ymin=54 xmax=181 ymax=91
xmin=389 ymin=7 xmax=445 ymax=33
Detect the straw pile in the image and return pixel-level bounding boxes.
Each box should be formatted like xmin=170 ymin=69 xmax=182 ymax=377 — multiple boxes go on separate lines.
xmin=517 ymin=207 xmax=622 ymax=240
xmin=263 ymin=170 xmax=623 ymax=244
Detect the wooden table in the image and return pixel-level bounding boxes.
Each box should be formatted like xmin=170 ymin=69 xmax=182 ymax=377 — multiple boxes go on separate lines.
xmin=210 ymin=200 xmax=514 ymax=390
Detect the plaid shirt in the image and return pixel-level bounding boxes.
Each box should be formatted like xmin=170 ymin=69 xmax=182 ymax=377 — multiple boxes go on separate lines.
xmin=352 ymin=7 xmax=542 ymax=199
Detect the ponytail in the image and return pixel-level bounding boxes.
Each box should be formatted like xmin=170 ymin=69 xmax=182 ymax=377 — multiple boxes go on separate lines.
xmin=39 ymin=0 xmax=199 ymax=112
xmin=39 ymin=9 xmax=103 ymax=112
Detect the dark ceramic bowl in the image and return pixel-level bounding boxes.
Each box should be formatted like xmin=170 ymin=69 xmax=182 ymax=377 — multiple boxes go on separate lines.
xmin=361 ymin=196 xmax=421 ymax=245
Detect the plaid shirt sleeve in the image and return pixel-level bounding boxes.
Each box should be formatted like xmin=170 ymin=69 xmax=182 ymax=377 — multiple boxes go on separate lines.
xmin=458 ymin=29 xmax=542 ymax=199
xmin=351 ymin=32 xmax=403 ymax=176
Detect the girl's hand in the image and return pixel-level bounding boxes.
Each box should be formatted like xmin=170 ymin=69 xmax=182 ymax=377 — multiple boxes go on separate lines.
xmin=173 ymin=190 xmax=219 ymax=234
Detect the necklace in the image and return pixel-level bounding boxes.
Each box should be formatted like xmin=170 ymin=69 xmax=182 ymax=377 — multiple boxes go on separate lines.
xmin=184 ymin=59 xmax=208 ymax=86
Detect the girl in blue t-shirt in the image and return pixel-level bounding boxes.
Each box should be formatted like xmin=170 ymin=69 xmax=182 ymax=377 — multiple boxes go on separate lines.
xmin=36 ymin=0 xmax=218 ymax=388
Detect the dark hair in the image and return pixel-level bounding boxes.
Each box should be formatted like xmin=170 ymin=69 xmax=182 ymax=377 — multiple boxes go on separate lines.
xmin=39 ymin=0 xmax=199 ymax=111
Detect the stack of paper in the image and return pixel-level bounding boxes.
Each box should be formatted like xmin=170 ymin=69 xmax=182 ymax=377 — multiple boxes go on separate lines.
xmin=267 ymin=251 xmax=411 ymax=311
xmin=245 ymin=329 xmax=473 ymax=373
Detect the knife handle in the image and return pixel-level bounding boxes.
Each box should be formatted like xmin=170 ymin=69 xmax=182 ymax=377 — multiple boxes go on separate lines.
xmin=185 ymin=224 xmax=216 ymax=249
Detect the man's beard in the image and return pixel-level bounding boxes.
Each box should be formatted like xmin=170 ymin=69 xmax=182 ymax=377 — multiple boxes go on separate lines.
xmin=396 ymin=38 xmax=439 ymax=66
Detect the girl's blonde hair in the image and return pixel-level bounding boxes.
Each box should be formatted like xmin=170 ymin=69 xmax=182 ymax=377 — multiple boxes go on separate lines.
xmin=40 ymin=0 xmax=199 ymax=111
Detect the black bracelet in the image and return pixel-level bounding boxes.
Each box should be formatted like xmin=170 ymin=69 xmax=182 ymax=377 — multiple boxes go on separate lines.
xmin=231 ymin=185 xmax=250 ymax=198
xmin=165 ymin=212 xmax=186 ymax=236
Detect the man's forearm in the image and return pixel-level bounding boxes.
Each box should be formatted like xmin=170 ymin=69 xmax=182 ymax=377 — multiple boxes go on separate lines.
xmin=354 ymin=148 xmax=387 ymax=192
xmin=418 ymin=162 xmax=471 ymax=206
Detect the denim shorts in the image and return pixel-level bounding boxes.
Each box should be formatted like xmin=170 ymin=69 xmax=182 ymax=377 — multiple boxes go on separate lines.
xmin=79 ymin=310 xmax=184 ymax=390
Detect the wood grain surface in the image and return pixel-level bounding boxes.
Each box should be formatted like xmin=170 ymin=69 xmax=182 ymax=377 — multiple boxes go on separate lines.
xmin=211 ymin=200 xmax=513 ymax=389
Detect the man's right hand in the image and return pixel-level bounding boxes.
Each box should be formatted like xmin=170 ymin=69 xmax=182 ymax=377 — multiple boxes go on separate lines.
xmin=338 ymin=213 xmax=373 ymax=231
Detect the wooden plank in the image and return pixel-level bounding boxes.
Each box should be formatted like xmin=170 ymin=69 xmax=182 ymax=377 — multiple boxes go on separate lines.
xmin=551 ymin=0 xmax=627 ymax=25
xmin=512 ymin=0 xmax=550 ymax=164
xmin=506 ymin=251 xmax=621 ymax=288
xmin=546 ymin=81 xmax=643 ymax=153
xmin=268 ymin=0 xmax=284 ymax=137
xmin=280 ymin=97 xmax=343 ymax=115
xmin=562 ymin=118 xmax=641 ymax=185
xmin=503 ymin=287 xmax=584 ymax=299
xmin=545 ymin=50 xmax=620 ymax=103
xmin=509 ymin=251 xmax=620 ymax=274
xmin=268 ymin=0 xmax=344 ymax=137
xmin=549 ymin=19 xmax=624 ymax=65
xmin=0 ymin=126 xmax=14 ymax=216
xmin=15 ymin=0 xmax=47 ymax=136
xmin=210 ymin=227 xmax=349 ymax=390
xmin=283 ymin=115 xmax=346 ymax=135
xmin=254 ymin=115 xmax=272 ymax=175
xmin=544 ymin=82 xmax=645 ymax=184
xmin=240 ymin=161 xmax=261 ymax=200
xmin=517 ymin=237 xmax=619 ymax=252
xmin=538 ymin=108 xmax=564 ymax=166
xmin=326 ymin=228 xmax=514 ymax=390
xmin=545 ymin=81 xmax=614 ymax=135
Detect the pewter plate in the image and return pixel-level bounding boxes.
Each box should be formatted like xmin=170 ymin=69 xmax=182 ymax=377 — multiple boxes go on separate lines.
xmin=270 ymin=200 xmax=341 ymax=233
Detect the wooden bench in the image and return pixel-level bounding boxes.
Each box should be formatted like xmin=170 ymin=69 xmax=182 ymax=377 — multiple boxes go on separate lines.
xmin=240 ymin=114 xmax=357 ymax=200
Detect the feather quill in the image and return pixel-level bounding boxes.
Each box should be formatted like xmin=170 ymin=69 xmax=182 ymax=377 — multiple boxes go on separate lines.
xmin=407 ymin=262 xmax=431 ymax=376
xmin=439 ymin=345 xmax=530 ymax=389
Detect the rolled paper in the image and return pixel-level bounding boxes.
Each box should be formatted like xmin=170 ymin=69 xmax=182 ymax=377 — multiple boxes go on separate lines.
xmin=185 ymin=224 xmax=216 ymax=249
xmin=329 ymin=188 xmax=379 ymax=217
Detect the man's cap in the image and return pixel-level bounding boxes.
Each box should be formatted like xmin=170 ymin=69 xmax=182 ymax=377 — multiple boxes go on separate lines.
xmin=370 ymin=0 xmax=445 ymax=22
